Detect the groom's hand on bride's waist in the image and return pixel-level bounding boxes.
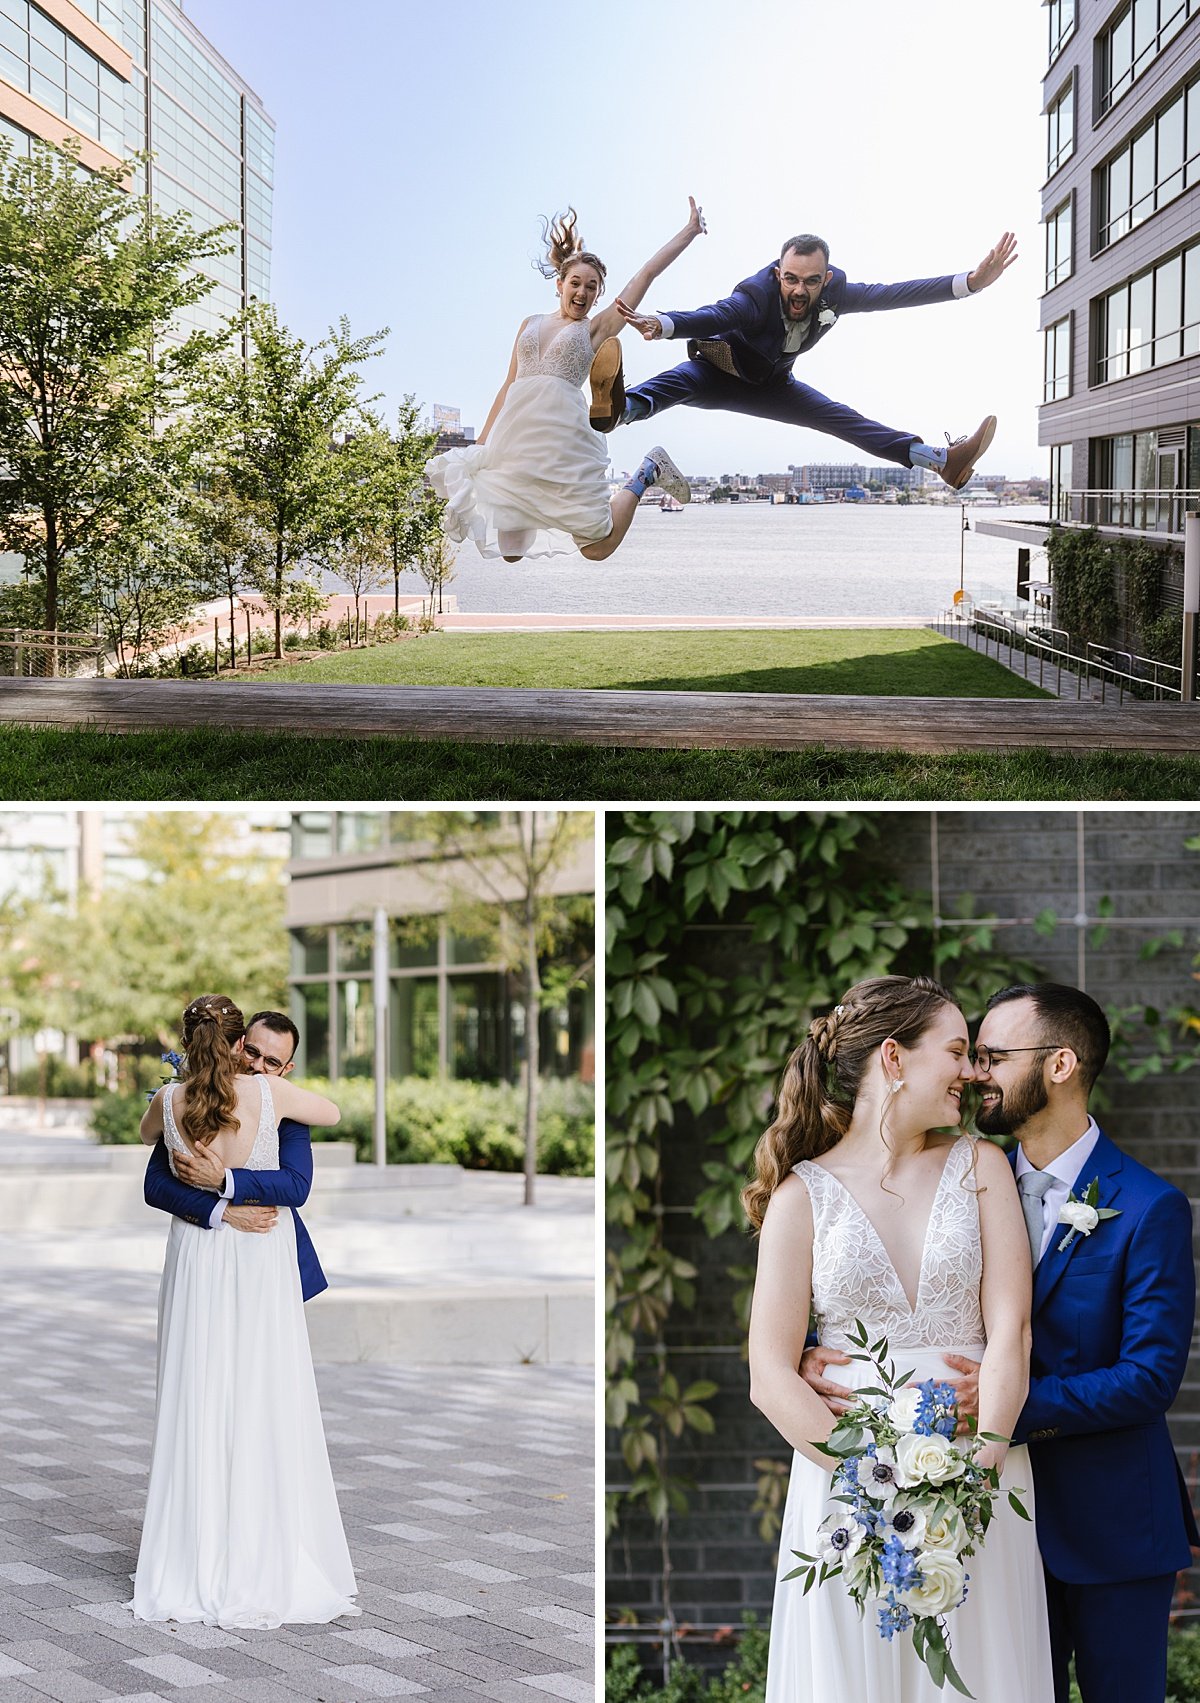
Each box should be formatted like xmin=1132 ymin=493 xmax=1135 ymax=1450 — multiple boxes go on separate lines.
xmin=224 ymin=1204 xmax=278 ymax=1234
xmin=174 ymin=1145 xmax=226 ymax=1190
xmin=799 ymin=1346 xmax=855 ymax=1415
xmin=941 ymin=1354 xmax=981 ymax=1428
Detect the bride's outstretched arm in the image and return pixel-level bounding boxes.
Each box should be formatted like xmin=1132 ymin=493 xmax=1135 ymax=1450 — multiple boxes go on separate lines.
xmin=477 ymin=319 xmax=529 ymax=446
xmin=270 ymin=1076 xmax=341 ymax=1128
xmin=973 ymin=1139 xmax=1033 ymax=1472
xmin=748 ymin=1173 xmax=841 ymax=1467
xmin=589 ymin=198 xmax=706 ymax=346
xmin=139 ymin=1087 xmax=165 ymax=1145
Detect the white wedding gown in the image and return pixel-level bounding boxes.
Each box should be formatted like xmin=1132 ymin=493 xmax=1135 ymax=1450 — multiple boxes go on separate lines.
xmin=132 ymin=1079 xmax=359 ymax=1628
xmin=428 ymin=314 xmax=613 ymax=559
xmin=766 ymin=1136 xmax=1053 ymax=1703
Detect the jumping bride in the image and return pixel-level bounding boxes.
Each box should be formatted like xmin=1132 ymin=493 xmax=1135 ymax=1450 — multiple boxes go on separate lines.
xmin=428 ymin=198 xmax=705 ymax=562
xmin=746 ymin=975 xmax=1053 ymax=1701
xmin=133 ymin=994 xmax=359 ymax=1628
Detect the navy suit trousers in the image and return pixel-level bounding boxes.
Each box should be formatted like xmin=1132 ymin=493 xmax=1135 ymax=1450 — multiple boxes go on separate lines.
xmin=1043 ymin=1567 xmax=1176 ymax=1703
xmin=625 ymin=359 xmax=921 ymax=468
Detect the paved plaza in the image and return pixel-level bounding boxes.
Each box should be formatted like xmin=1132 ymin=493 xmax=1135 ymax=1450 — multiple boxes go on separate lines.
xmin=0 ymin=1262 xmax=594 ymax=1702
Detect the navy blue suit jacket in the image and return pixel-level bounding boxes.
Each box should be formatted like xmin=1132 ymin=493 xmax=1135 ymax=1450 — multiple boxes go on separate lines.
xmin=663 ymin=261 xmax=961 ymax=386
xmin=143 ymin=1115 xmax=328 ymax=1302
xmin=1010 ymin=1128 xmax=1198 ymax=1583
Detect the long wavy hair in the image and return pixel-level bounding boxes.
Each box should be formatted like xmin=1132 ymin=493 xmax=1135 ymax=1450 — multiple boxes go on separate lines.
xmin=535 ymin=207 xmax=607 ymax=294
xmin=742 ymin=975 xmax=958 ymax=1231
xmin=178 ymin=994 xmax=245 ymax=1148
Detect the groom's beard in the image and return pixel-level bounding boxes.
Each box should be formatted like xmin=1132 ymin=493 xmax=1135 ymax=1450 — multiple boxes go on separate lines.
xmin=974 ymin=1063 xmax=1049 ymax=1137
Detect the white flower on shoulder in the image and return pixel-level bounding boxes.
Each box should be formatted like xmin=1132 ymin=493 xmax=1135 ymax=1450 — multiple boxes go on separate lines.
xmin=898 ymin=1550 xmax=966 ymax=1617
xmin=895 ymin=1430 xmax=967 ymax=1488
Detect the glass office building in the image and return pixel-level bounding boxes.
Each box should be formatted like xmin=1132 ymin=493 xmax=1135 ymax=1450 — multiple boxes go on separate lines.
xmin=287 ymin=812 xmax=596 ymax=1087
xmin=0 ymin=0 xmax=273 ymax=336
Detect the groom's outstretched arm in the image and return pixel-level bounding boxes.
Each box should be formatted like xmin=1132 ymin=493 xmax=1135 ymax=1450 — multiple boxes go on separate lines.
xmin=226 ymin=1117 xmax=315 ymax=1209
xmin=144 ymin=1136 xmax=224 ymax=1226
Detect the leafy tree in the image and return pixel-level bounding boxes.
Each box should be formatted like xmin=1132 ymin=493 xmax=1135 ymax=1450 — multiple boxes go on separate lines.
xmin=417 ymin=811 xmax=595 ymax=1205
xmin=378 ymin=399 xmax=441 ymax=617
xmin=195 ymin=304 xmax=388 ymax=658
xmin=417 ymin=528 xmax=458 ymax=617
xmin=0 ymin=136 xmax=232 ymax=650
xmin=184 ymin=476 xmax=274 ymax=670
xmin=316 ymin=420 xmax=392 ymax=643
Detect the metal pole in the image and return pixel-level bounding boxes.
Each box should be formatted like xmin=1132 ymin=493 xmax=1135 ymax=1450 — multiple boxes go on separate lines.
xmin=1182 ymin=513 xmax=1199 ymax=704
xmin=959 ymin=504 xmax=967 ymax=596
xmin=373 ymin=904 xmax=389 ymax=1168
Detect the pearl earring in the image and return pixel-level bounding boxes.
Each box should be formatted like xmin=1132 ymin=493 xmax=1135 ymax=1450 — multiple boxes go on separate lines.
xmin=890 ymin=1078 xmax=904 ymax=1094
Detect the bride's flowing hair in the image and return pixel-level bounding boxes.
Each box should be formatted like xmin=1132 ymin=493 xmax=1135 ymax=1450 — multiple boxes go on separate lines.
xmin=742 ymin=975 xmax=959 ymax=1232
xmin=178 ymin=994 xmax=245 ymax=1148
xmin=534 ymin=207 xmax=607 ymax=294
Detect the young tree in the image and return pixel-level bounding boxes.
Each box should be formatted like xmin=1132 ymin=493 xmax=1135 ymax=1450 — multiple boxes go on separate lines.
xmin=417 ymin=529 xmax=458 ymax=617
xmin=184 ymin=476 xmax=273 ymax=670
xmin=316 ymin=420 xmax=392 ymax=644
xmin=0 ymin=137 xmax=232 ymax=652
xmin=377 ymin=398 xmax=440 ymax=617
xmin=418 ymin=812 xmax=595 ymax=1205
xmin=197 ymin=305 xmax=388 ymax=658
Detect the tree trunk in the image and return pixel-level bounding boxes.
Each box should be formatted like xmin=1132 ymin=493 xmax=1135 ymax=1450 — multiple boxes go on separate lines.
xmin=228 ymin=589 xmax=236 ymax=670
xmin=44 ymin=506 xmax=59 ymax=675
xmin=274 ymin=536 xmax=284 ymax=659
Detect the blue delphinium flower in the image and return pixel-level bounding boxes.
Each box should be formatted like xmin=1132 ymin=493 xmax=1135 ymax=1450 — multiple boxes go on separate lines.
xmin=880 ymin=1534 xmax=922 ymax=1593
xmin=915 ymin=1377 xmax=959 ymax=1439
xmin=877 ymin=1592 xmax=914 ymax=1641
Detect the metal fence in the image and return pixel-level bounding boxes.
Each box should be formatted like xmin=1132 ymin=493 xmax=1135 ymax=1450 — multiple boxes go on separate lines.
xmin=1058 ymin=487 xmax=1200 ymax=536
xmin=933 ymin=608 xmax=1187 ymax=702
xmin=0 ymin=627 xmax=105 ymax=678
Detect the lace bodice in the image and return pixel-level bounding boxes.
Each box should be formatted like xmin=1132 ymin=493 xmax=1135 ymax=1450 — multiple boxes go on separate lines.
xmin=797 ymin=1135 xmax=985 ymax=1352
xmin=515 ymin=315 xmax=595 ymax=388
xmin=162 ymin=1077 xmax=279 ymax=1178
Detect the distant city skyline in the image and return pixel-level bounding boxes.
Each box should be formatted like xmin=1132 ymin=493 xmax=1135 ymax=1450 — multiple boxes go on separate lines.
xmin=184 ymin=0 xmax=1047 ymax=476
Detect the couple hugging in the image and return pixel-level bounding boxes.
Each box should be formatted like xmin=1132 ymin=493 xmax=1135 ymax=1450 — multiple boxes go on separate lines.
xmin=748 ymin=978 xmax=1196 ymax=1703
xmin=132 ymin=996 xmax=358 ymax=1629
xmin=428 ymin=202 xmax=1015 ymax=564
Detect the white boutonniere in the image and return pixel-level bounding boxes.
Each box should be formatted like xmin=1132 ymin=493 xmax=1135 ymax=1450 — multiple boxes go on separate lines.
xmin=1057 ymin=1176 xmax=1121 ymax=1252
xmin=817 ymin=306 xmax=837 ymax=330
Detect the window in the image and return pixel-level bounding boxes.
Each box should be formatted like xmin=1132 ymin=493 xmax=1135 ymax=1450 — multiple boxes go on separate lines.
xmin=1047 ymin=80 xmax=1073 ymax=177
xmin=1100 ymin=0 xmax=1200 ymax=114
xmin=1045 ymin=199 xmax=1072 ymax=290
xmin=1096 ymin=239 xmax=1199 ymax=382
xmin=1044 ymin=317 xmax=1071 ymax=401
xmin=1049 ymin=444 xmax=1073 ymax=522
xmin=1097 ymin=81 xmax=1195 ymax=250
xmin=1047 ymin=0 xmax=1075 ymax=62
xmin=291 ymin=812 xmax=333 ymax=859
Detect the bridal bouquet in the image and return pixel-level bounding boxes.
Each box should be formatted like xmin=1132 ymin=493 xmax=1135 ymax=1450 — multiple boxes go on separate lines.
xmin=785 ymin=1320 xmax=1029 ymax=1698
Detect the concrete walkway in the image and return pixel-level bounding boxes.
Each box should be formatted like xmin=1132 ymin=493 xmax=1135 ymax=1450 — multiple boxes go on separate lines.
xmin=1 ymin=678 xmax=1197 ymax=755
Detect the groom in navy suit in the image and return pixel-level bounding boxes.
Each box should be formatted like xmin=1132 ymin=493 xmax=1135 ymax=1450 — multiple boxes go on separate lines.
xmin=591 ymin=231 xmax=1016 ymax=491
xmin=143 ymin=1009 xmax=328 ymax=1301
xmin=805 ymin=982 xmax=1196 ymax=1703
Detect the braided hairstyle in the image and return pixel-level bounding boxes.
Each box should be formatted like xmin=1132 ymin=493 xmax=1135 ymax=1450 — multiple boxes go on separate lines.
xmin=534 ymin=208 xmax=607 ymax=294
xmin=178 ymin=994 xmax=245 ymax=1148
xmin=742 ymin=974 xmax=958 ymax=1231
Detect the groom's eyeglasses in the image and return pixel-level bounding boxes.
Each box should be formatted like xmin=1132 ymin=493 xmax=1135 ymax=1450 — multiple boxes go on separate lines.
xmin=971 ymin=1043 xmax=1065 ymax=1073
xmin=243 ymin=1041 xmax=290 ymax=1073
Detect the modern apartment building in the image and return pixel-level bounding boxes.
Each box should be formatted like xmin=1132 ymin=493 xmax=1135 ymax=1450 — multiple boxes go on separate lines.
xmin=286 ymin=812 xmax=595 ymax=1087
xmin=0 ymin=0 xmax=273 ymax=336
xmin=1038 ymin=0 xmax=1200 ymax=537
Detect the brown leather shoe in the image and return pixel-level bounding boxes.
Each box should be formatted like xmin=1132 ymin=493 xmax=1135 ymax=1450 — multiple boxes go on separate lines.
xmin=940 ymin=415 xmax=997 ymax=490
xmin=589 ymin=337 xmax=625 ymax=433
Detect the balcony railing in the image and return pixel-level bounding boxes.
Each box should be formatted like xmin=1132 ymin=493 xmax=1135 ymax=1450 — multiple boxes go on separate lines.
xmin=0 ymin=627 xmax=105 ymax=679
xmin=1054 ymin=488 xmax=1199 ymax=535
xmin=934 ymin=607 xmax=1186 ymax=702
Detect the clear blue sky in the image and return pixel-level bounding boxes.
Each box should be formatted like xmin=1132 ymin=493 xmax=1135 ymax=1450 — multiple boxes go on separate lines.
xmin=184 ymin=0 xmax=1047 ymax=477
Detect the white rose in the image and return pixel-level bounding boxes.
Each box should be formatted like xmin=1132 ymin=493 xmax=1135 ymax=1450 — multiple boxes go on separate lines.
xmin=922 ymin=1507 xmax=968 ymax=1553
xmin=898 ymin=1550 xmax=966 ymax=1617
xmin=818 ymin=308 xmax=837 ymax=329
xmin=817 ymin=1512 xmax=866 ymax=1568
xmin=895 ymin=1431 xmax=967 ymax=1488
xmin=842 ymin=1542 xmax=874 ymax=1595
xmin=1059 ymin=1200 xmax=1099 ymax=1235
xmin=888 ymin=1387 xmax=921 ymax=1432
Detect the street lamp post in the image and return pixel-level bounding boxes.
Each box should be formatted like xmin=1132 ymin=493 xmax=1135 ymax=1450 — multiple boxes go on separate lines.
xmin=372 ymin=904 xmax=388 ymax=1167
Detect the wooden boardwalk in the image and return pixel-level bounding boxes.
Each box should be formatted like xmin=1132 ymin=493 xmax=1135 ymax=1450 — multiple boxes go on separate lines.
xmin=1 ymin=679 xmax=1197 ymax=755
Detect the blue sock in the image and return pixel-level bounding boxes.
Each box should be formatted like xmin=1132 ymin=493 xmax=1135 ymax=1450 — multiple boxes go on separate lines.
xmin=624 ymin=454 xmax=657 ymax=498
xmin=623 ymin=394 xmax=652 ymax=425
xmin=909 ymin=440 xmax=948 ymax=472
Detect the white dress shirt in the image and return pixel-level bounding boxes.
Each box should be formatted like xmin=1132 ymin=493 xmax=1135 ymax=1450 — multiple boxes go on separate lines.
xmin=208 ymin=1169 xmax=235 ymax=1229
xmin=1014 ymin=1117 xmax=1100 ymax=1263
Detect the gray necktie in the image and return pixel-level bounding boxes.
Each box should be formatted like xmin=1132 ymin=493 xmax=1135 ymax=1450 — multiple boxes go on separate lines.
xmin=1018 ymin=1170 xmax=1055 ymax=1266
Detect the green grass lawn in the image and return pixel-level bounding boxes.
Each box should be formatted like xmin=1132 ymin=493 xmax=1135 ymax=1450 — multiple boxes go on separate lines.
xmin=4 ymin=726 xmax=1197 ymax=802
xmin=244 ymin=628 xmax=1050 ymax=699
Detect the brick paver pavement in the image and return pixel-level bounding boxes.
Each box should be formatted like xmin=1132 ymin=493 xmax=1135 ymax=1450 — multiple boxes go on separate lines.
xmin=0 ymin=1268 xmax=593 ymax=1702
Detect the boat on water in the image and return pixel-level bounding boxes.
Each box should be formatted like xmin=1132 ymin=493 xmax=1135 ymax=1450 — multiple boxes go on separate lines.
xmin=660 ymin=495 xmax=684 ymax=513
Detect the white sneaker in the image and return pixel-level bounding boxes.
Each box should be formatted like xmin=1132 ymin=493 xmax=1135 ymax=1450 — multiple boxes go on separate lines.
xmin=646 ymin=446 xmax=691 ymax=504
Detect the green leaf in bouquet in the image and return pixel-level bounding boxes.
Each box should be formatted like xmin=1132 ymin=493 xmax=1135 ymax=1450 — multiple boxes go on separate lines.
xmin=942 ymin=1645 xmax=974 ymax=1698
xmin=809 ymin=1439 xmax=844 ymax=1458
xmin=1008 ymin=1490 xmax=1032 ymax=1520
xmin=977 ymin=1431 xmax=1010 ymax=1443
xmin=854 ymin=1385 xmax=891 ymax=1399
xmin=895 ymin=1368 xmax=916 ymax=1388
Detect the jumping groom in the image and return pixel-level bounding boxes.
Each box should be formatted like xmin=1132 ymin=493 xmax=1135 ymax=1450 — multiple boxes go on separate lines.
xmin=589 ymin=230 xmax=1017 ymax=490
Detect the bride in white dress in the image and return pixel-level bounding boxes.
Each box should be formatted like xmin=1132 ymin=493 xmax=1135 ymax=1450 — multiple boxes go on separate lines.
xmin=746 ymin=975 xmax=1053 ymax=1702
xmin=428 ymin=199 xmax=705 ymax=562
xmin=133 ymin=994 xmax=359 ymax=1629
